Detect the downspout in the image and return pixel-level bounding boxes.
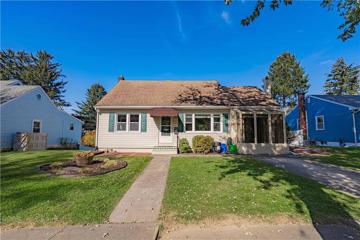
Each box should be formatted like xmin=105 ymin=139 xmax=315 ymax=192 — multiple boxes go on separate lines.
xmin=352 ymin=109 xmax=359 ymax=145
xmin=95 ymin=110 xmax=99 ymax=149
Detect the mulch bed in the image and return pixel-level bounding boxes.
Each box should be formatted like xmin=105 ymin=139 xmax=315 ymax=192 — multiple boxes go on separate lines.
xmin=39 ymin=159 xmax=127 ymax=177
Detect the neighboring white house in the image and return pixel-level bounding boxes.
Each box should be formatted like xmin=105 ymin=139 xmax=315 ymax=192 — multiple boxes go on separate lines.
xmin=95 ymin=79 xmax=288 ymax=154
xmin=0 ymin=80 xmax=82 ymax=150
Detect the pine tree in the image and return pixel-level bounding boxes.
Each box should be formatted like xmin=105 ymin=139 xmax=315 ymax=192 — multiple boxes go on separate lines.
xmin=265 ymin=52 xmax=310 ymax=108
xmin=0 ymin=49 xmax=70 ymax=107
xmin=74 ymin=84 xmax=107 ymax=130
xmin=324 ymin=58 xmax=360 ymax=95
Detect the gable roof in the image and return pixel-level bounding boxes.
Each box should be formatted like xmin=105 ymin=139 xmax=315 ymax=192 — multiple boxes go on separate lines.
xmin=311 ymin=95 xmax=360 ymax=108
xmin=95 ymin=80 xmax=279 ymax=108
xmin=0 ymin=80 xmax=39 ymax=105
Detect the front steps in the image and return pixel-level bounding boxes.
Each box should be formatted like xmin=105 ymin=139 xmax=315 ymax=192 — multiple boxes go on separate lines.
xmin=152 ymin=146 xmax=178 ymax=154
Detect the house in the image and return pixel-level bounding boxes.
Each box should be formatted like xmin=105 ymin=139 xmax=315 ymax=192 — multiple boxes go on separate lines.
xmin=286 ymin=94 xmax=360 ymax=146
xmin=0 ymin=80 xmax=82 ymax=150
xmin=94 ymin=79 xmax=288 ymax=154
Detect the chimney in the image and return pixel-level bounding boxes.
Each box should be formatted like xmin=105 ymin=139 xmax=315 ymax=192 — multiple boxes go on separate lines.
xmin=118 ymin=75 xmax=125 ymax=82
xmin=298 ymin=93 xmax=307 ymax=140
xmin=263 ymin=76 xmax=271 ymax=94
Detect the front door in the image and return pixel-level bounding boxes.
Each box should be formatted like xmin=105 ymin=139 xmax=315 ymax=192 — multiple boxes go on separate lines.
xmin=159 ymin=116 xmax=173 ymax=144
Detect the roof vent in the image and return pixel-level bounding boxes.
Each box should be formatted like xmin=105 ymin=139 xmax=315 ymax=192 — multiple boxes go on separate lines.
xmin=118 ymin=75 xmax=125 ymax=82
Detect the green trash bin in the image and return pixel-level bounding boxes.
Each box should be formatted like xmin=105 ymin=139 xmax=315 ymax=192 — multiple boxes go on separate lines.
xmin=229 ymin=144 xmax=237 ymax=154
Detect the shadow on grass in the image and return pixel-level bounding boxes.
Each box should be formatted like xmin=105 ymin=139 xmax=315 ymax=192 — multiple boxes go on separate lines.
xmin=216 ymin=157 xmax=360 ymax=240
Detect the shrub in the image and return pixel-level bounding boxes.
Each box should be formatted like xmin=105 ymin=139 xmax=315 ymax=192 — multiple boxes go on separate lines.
xmin=192 ymin=135 xmax=214 ymax=154
xmin=73 ymin=151 xmax=95 ymax=159
xmin=82 ymin=130 xmax=96 ymax=147
xmin=179 ymin=138 xmax=191 ymax=153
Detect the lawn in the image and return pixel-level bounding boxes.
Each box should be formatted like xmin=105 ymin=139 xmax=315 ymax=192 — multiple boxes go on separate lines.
xmin=162 ymin=156 xmax=360 ymax=226
xmin=0 ymin=150 xmax=151 ymax=227
xmin=309 ymin=147 xmax=360 ymax=171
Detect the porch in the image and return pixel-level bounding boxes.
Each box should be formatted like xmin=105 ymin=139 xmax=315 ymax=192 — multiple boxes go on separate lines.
xmin=150 ymin=107 xmax=288 ymax=155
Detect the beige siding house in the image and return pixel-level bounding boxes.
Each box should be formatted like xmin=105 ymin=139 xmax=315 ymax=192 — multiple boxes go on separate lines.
xmin=95 ymin=80 xmax=288 ymax=154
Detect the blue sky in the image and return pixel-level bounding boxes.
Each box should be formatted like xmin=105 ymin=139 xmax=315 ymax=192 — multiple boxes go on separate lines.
xmin=2 ymin=1 xmax=359 ymax=112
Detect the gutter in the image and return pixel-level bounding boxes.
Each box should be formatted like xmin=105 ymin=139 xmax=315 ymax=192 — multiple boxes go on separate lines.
xmin=94 ymin=105 xmax=282 ymax=111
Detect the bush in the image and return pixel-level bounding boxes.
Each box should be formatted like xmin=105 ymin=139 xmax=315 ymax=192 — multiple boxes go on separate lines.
xmin=192 ymin=135 xmax=214 ymax=154
xmin=73 ymin=151 xmax=95 ymax=159
xmin=82 ymin=130 xmax=96 ymax=147
xmin=179 ymin=138 xmax=191 ymax=153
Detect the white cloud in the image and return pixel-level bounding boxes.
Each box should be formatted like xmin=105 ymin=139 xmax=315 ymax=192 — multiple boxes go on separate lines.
xmin=174 ymin=6 xmax=186 ymax=41
xmin=320 ymin=59 xmax=334 ymax=65
xmin=221 ymin=10 xmax=231 ymax=25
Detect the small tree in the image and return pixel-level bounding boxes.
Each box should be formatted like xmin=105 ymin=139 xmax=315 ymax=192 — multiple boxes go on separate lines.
xmin=265 ymin=52 xmax=310 ymax=108
xmin=74 ymin=84 xmax=107 ymax=130
xmin=324 ymin=58 xmax=360 ymax=95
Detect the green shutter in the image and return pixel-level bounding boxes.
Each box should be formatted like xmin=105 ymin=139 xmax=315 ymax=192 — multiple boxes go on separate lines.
xmin=223 ymin=113 xmax=229 ymax=133
xmin=178 ymin=113 xmax=184 ymax=132
xmin=108 ymin=113 xmax=115 ymax=132
xmin=141 ymin=113 xmax=147 ymax=132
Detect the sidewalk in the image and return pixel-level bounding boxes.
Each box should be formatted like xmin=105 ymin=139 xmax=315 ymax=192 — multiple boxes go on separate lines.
xmin=3 ymin=155 xmax=171 ymax=240
xmin=109 ymin=155 xmax=171 ymax=223
xmin=160 ymin=223 xmax=360 ymax=240
xmin=2 ymin=223 xmax=159 ymax=240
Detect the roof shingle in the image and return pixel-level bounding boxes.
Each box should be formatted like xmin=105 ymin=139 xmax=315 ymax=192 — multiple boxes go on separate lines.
xmin=312 ymin=95 xmax=360 ymax=108
xmin=96 ymin=80 xmax=278 ymax=108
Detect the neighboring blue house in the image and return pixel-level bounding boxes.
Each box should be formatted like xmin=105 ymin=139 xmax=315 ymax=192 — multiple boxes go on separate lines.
xmin=286 ymin=95 xmax=360 ymax=146
xmin=0 ymin=80 xmax=82 ymax=150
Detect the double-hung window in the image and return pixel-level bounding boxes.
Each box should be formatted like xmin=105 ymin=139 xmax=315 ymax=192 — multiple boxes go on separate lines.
xmin=116 ymin=113 xmax=140 ymax=132
xmin=129 ymin=114 xmax=140 ymax=131
xmin=117 ymin=114 xmax=127 ymax=131
xmin=315 ymin=115 xmax=325 ymax=130
xmin=185 ymin=114 xmax=193 ymax=131
xmin=213 ymin=114 xmax=221 ymax=132
xmin=32 ymin=120 xmax=41 ymax=133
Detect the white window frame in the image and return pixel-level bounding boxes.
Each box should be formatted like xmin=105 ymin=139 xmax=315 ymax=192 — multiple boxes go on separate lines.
xmin=185 ymin=113 xmax=193 ymax=132
xmin=129 ymin=113 xmax=141 ymax=132
xmin=315 ymin=115 xmax=325 ymax=130
xmin=116 ymin=113 xmax=128 ymax=132
xmin=32 ymin=119 xmax=41 ymax=133
xmin=115 ymin=113 xmax=141 ymax=133
xmin=183 ymin=113 xmax=223 ymax=133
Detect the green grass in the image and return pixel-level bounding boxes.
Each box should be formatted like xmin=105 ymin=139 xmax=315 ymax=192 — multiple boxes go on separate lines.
xmin=0 ymin=150 xmax=151 ymax=227
xmin=309 ymin=147 xmax=360 ymax=171
xmin=162 ymin=156 xmax=360 ymax=225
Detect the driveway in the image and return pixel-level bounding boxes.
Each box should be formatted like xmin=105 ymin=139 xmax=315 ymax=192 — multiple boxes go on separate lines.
xmin=254 ymin=155 xmax=360 ymax=198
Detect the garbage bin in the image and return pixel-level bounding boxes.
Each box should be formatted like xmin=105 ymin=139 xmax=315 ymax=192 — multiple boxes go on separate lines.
xmin=220 ymin=143 xmax=227 ymax=153
xmin=229 ymin=144 xmax=238 ymax=154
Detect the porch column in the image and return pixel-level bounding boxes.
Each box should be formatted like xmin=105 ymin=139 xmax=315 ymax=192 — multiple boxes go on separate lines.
xmin=282 ymin=113 xmax=287 ymax=144
xmin=268 ymin=113 xmax=272 ymax=144
xmin=253 ymin=112 xmax=257 ymax=144
xmin=238 ymin=111 xmax=243 ymax=143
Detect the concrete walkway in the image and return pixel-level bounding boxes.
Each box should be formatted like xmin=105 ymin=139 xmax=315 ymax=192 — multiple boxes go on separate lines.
xmin=254 ymin=155 xmax=360 ymax=198
xmin=2 ymin=223 xmax=158 ymax=240
xmin=160 ymin=223 xmax=360 ymax=240
xmin=109 ymin=155 xmax=171 ymax=223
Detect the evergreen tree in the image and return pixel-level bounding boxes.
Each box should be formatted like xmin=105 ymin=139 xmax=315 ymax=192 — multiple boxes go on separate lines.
xmin=265 ymin=52 xmax=310 ymax=108
xmin=74 ymin=84 xmax=107 ymax=130
xmin=324 ymin=58 xmax=360 ymax=95
xmin=0 ymin=49 xmax=69 ymax=107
